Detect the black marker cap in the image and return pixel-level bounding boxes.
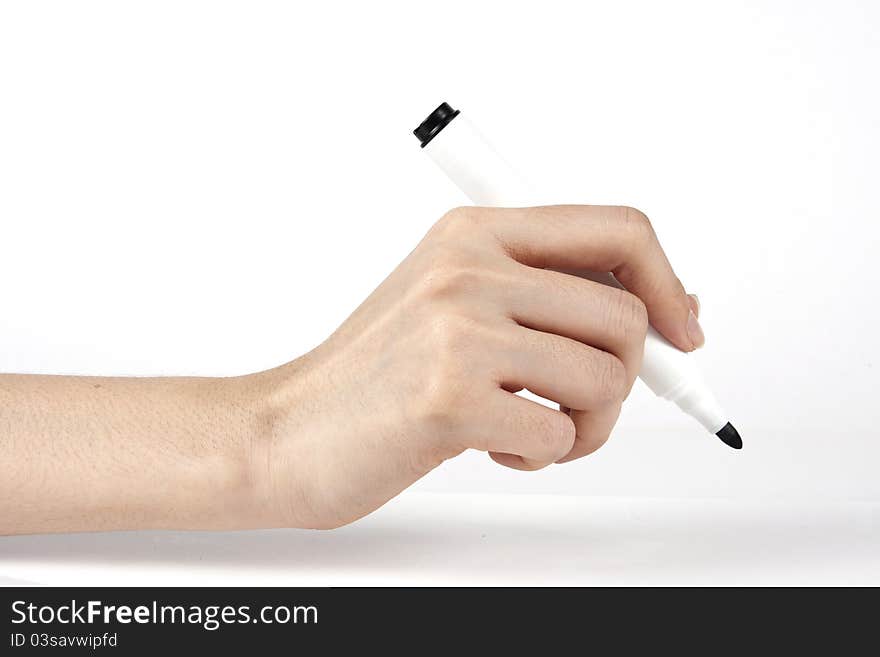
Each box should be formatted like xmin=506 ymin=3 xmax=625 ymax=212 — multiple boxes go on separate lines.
xmin=413 ymin=102 xmax=460 ymax=148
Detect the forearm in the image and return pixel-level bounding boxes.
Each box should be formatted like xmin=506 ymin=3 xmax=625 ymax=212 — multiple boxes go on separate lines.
xmin=0 ymin=372 xmax=276 ymax=535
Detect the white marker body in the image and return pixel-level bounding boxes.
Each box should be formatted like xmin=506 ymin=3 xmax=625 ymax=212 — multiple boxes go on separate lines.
xmin=423 ymin=115 xmax=728 ymax=434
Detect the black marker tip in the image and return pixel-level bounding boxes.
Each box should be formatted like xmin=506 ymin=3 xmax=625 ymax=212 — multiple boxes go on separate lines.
xmin=716 ymin=422 xmax=743 ymax=449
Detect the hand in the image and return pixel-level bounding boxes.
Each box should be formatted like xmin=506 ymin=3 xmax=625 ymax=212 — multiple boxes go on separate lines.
xmin=0 ymin=204 xmax=701 ymax=535
xmin=251 ymin=205 xmax=702 ymax=529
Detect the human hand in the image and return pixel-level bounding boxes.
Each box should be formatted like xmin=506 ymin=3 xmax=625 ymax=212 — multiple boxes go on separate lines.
xmin=248 ymin=205 xmax=702 ymax=529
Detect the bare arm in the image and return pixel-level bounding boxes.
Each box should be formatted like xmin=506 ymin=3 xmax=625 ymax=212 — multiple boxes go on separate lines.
xmin=0 ymin=372 xmax=281 ymax=534
xmin=1 ymin=205 xmax=701 ymax=534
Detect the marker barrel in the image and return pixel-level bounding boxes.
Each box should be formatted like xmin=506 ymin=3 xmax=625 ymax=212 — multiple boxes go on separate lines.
xmin=421 ymin=110 xmax=728 ymax=435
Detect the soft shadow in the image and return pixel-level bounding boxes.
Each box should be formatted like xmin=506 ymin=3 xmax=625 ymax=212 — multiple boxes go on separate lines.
xmin=1 ymin=496 xmax=877 ymax=584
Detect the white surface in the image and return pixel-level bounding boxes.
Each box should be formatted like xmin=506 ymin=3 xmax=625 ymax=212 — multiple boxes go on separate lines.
xmin=2 ymin=493 xmax=878 ymax=586
xmin=0 ymin=1 xmax=878 ymax=505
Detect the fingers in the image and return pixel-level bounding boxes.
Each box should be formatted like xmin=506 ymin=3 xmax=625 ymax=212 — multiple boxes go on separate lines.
xmin=488 ymin=323 xmax=630 ymax=468
xmin=479 ymin=205 xmax=702 ymax=352
xmin=503 ymin=265 xmax=648 ymax=386
xmin=495 ymin=324 xmax=630 ymax=412
xmin=557 ymin=404 xmax=623 ymax=463
xmin=478 ymin=392 xmax=576 ymax=470
xmin=418 ymin=205 xmax=704 ymax=471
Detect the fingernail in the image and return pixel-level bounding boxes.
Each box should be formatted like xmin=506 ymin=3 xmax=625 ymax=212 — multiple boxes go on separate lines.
xmin=687 ymin=293 xmax=700 ymax=318
xmin=687 ymin=310 xmax=705 ymax=349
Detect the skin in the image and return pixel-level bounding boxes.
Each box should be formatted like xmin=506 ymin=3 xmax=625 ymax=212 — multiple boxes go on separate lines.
xmin=0 ymin=205 xmax=703 ymax=534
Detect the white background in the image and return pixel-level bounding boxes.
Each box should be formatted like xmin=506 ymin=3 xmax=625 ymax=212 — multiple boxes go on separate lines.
xmin=1 ymin=0 xmax=878 ymax=510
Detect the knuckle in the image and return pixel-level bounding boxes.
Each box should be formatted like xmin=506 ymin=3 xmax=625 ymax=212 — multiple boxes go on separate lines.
xmin=620 ymin=205 xmax=655 ymax=244
xmin=418 ymin=250 xmax=478 ymax=300
xmin=416 ymin=372 xmax=468 ymax=432
xmin=432 ymin=206 xmax=483 ymax=237
xmin=543 ymin=413 xmax=576 ymax=458
xmin=415 ymin=314 xmax=484 ymax=429
xmin=445 ymin=205 xmax=476 ymax=224
xmin=417 ymin=239 xmax=499 ymax=303
xmin=592 ymin=353 xmax=628 ymax=403
xmin=523 ymin=412 xmax=576 ymax=466
xmin=613 ymin=290 xmax=649 ymax=342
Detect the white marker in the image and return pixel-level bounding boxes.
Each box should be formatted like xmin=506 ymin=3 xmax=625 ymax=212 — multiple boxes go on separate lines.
xmin=414 ymin=102 xmax=741 ymax=449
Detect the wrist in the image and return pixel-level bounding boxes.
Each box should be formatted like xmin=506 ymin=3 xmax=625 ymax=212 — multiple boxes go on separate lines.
xmin=226 ymin=356 xmax=318 ymax=529
xmin=167 ymin=371 xmax=286 ymax=531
